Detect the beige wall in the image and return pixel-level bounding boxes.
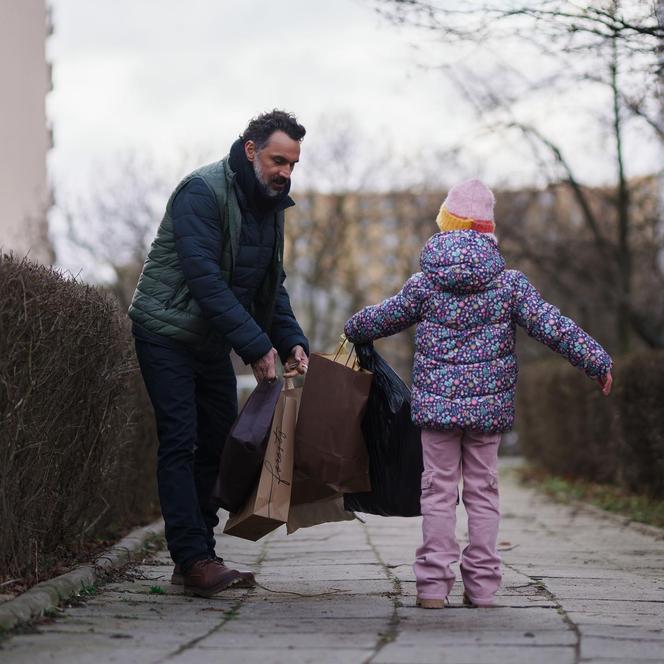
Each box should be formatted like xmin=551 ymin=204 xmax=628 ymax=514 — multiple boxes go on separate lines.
xmin=0 ymin=0 xmax=53 ymax=264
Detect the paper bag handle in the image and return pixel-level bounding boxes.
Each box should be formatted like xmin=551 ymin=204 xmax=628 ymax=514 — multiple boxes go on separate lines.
xmin=333 ymin=334 xmax=358 ymax=368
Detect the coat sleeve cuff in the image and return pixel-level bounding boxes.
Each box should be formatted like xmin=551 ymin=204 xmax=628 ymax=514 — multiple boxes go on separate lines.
xmin=237 ymin=333 xmax=273 ymax=365
xmin=276 ymin=335 xmax=309 ymax=364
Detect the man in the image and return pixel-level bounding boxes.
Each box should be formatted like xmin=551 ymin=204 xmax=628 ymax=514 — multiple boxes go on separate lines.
xmin=129 ymin=110 xmax=309 ymax=598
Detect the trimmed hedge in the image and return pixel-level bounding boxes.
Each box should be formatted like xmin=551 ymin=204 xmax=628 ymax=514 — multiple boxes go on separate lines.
xmin=517 ymin=351 xmax=664 ymax=498
xmin=0 ymin=256 xmax=159 ymax=582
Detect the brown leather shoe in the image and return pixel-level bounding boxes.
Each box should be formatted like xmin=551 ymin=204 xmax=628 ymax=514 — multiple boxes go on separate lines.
xmin=171 ymin=564 xmax=183 ymax=585
xmin=183 ymin=558 xmax=255 ymax=598
xmin=171 ymin=557 xmax=250 ymax=587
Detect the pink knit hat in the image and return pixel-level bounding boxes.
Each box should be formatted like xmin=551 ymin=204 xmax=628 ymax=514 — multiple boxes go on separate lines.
xmin=436 ymin=179 xmax=496 ymax=233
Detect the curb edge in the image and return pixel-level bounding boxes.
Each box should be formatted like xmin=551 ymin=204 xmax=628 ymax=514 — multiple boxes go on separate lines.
xmin=0 ymin=519 xmax=165 ymax=632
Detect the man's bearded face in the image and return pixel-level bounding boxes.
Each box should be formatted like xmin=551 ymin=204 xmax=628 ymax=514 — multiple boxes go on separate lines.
xmin=246 ymin=131 xmax=301 ymax=198
xmin=253 ymin=156 xmax=285 ymax=198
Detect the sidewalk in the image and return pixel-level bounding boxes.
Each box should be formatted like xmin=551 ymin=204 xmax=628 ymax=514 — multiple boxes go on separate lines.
xmin=2 ymin=461 xmax=663 ymax=664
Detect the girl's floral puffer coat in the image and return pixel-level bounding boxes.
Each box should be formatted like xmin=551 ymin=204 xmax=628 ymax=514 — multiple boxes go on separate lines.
xmin=344 ymin=231 xmax=612 ymax=433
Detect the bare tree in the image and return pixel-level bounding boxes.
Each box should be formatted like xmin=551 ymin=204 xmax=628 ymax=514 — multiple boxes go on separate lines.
xmin=57 ymin=153 xmax=198 ymax=308
xmin=373 ymin=0 xmax=664 ymax=353
xmin=285 ymin=115 xmax=454 ymax=375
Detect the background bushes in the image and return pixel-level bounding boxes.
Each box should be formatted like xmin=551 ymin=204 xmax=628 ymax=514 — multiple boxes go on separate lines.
xmin=517 ymin=350 xmax=664 ymax=498
xmin=0 ymin=255 xmax=159 ymax=582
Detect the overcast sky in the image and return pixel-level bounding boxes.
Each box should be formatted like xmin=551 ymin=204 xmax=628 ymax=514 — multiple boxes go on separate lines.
xmin=47 ymin=0 xmax=660 ymax=201
xmin=47 ymin=1 xmax=461 ymax=194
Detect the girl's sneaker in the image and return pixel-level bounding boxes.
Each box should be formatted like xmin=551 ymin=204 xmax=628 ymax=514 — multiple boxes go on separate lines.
xmin=463 ymin=592 xmax=494 ymax=608
xmin=416 ymin=596 xmax=446 ymax=609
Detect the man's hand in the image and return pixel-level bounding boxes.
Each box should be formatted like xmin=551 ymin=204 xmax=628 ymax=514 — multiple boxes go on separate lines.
xmin=252 ymin=347 xmax=278 ymax=382
xmin=284 ymin=345 xmax=308 ymax=378
xmin=597 ymin=371 xmax=613 ymax=396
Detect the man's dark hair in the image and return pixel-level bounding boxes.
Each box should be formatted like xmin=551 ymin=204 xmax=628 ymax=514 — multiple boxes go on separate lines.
xmin=240 ymin=109 xmax=306 ymax=150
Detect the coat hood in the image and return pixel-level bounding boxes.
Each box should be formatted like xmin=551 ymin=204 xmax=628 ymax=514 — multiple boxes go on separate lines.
xmin=420 ymin=231 xmax=505 ymax=293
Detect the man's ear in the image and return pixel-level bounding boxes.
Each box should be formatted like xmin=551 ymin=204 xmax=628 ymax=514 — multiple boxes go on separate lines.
xmin=244 ymin=140 xmax=256 ymax=162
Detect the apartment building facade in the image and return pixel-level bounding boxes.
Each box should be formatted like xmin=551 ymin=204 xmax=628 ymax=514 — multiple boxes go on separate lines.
xmin=0 ymin=0 xmax=53 ymax=264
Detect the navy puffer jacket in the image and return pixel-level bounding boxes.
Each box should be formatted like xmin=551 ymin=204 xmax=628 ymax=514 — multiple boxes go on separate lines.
xmin=171 ymin=177 xmax=308 ymax=364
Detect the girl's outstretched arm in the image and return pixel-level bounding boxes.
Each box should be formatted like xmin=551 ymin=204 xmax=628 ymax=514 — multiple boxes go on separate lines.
xmin=344 ymin=273 xmax=427 ymax=344
xmin=512 ymin=271 xmax=612 ymax=381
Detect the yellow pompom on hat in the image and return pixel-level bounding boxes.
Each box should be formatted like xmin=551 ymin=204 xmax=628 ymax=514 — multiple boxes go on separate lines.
xmin=436 ymin=179 xmax=496 ymax=234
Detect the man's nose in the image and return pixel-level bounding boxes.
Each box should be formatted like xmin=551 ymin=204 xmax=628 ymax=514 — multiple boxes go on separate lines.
xmin=278 ymin=164 xmax=293 ymax=179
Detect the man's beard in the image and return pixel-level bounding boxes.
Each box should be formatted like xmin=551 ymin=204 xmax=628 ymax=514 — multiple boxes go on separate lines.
xmin=253 ymin=158 xmax=286 ymax=198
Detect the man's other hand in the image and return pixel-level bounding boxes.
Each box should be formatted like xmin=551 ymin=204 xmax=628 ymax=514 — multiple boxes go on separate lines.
xmin=252 ymin=348 xmax=278 ymax=382
xmin=284 ymin=345 xmax=308 ymax=378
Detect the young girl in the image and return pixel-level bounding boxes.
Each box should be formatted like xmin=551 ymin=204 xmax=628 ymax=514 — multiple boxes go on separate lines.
xmin=344 ymin=179 xmax=612 ymax=609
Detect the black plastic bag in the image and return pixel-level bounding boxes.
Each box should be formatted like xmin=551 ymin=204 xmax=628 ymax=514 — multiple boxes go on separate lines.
xmin=344 ymin=344 xmax=423 ymax=516
xmin=212 ymin=379 xmax=283 ymax=513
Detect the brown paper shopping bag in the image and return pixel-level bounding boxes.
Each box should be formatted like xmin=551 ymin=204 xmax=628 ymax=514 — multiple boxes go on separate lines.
xmin=287 ymin=493 xmax=354 ymax=535
xmin=223 ymin=382 xmax=299 ymax=541
xmin=286 ymin=467 xmax=353 ymax=535
xmin=294 ymin=349 xmax=373 ymax=493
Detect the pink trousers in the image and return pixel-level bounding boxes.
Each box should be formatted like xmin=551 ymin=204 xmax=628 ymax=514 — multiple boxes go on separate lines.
xmin=413 ymin=428 xmax=502 ymax=605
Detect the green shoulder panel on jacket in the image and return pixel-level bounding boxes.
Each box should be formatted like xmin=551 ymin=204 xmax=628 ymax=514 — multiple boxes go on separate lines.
xmin=128 ymin=156 xmax=284 ymax=349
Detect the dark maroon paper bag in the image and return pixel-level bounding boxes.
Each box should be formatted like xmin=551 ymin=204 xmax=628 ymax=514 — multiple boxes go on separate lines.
xmin=212 ymin=379 xmax=283 ymax=513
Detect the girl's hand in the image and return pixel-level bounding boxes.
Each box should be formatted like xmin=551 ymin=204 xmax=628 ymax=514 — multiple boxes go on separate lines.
xmin=597 ymin=371 xmax=613 ymax=396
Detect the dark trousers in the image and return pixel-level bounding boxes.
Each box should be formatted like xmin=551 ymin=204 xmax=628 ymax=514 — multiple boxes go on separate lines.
xmin=134 ymin=331 xmax=238 ymax=569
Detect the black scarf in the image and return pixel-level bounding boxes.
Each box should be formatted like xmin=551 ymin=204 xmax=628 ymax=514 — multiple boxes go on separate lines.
xmin=228 ymin=138 xmax=293 ymax=214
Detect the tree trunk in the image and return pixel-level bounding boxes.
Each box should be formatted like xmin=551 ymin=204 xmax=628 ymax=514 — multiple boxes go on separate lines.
xmin=611 ymin=25 xmax=632 ymax=355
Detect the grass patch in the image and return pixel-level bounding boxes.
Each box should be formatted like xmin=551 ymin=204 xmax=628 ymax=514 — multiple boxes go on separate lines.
xmin=149 ymin=585 xmax=165 ymax=595
xmin=517 ymin=465 xmax=664 ymax=529
xmin=224 ymin=607 xmax=240 ymax=621
xmin=78 ymin=583 xmax=98 ymax=597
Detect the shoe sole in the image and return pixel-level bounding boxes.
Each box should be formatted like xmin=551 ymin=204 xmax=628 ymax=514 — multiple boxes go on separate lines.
xmin=463 ymin=592 xmax=494 ymax=608
xmin=416 ymin=598 xmax=445 ymax=609
xmin=173 ymin=565 xmax=255 ymax=588
xmin=183 ymin=577 xmax=241 ymax=598
xmin=230 ymin=574 xmax=256 ymax=589
xmin=183 ymin=573 xmax=256 ymax=598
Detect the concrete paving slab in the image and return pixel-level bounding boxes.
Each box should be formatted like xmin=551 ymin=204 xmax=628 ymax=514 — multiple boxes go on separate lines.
xmin=172 ymin=647 xmax=376 ymax=664
xmin=396 ymin=605 xmax=568 ymax=631
xmin=254 ymin=563 xmax=387 ymax=582
xmin=558 ymin=598 xmax=664 ymax=615
xmin=248 ymin=578 xmax=390 ymax=596
xmin=198 ymin=630 xmax=379 ymax=648
xmin=580 ymin=660 xmax=664 ymax=664
xmin=373 ymin=643 xmax=576 ymax=664
xmin=215 ymin=617 xmax=391 ymax=635
xmin=36 ymin=618 xmax=217 ymax=644
xmin=566 ymin=610 xmax=664 ymax=628
xmin=393 ymin=625 xmax=576 ymax=646
xmin=579 ymin=624 xmax=664 ymax=640
xmin=542 ymin=580 xmax=664 ymax=601
xmin=1 ymin=636 xmax=172 ymax=664
xmin=580 ymin=635 xmax=664 ymax=660
xmin=224 ymin=596 xmax=394 ymax=620
xmin=254 ymin=552 xmax=379 ymax=565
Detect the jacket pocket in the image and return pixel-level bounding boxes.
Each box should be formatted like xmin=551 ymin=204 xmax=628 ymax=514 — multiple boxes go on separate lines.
xmin=421 ymin=470 xmax=434 ymax=494
xmin=165 ymin=281 xmax=189 ymax=309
